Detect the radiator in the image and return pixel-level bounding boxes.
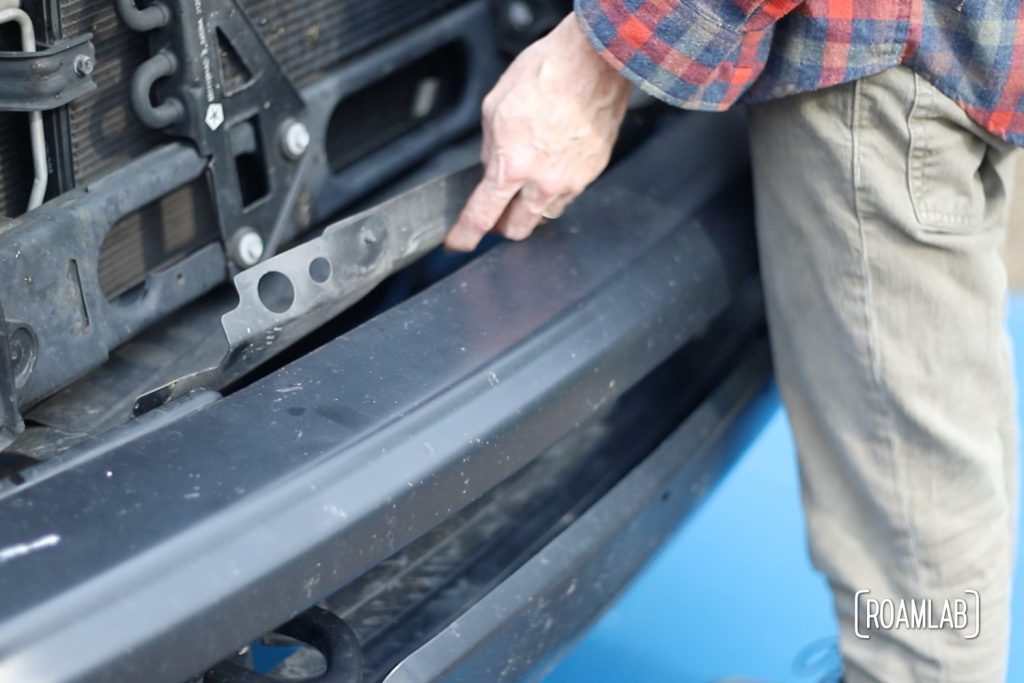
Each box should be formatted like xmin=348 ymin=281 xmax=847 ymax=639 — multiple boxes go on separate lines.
xmin=60 ymin=0 xmax=465 ymax=184
xmin=51 ymin=0 xmax=465 ymax=299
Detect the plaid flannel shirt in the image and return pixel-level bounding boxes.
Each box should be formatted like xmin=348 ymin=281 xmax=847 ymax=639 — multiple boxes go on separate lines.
xmin=575 ymin=0 xmax=1024 ymax=146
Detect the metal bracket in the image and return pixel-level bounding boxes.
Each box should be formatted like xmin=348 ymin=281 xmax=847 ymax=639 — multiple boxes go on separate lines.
xmin=0 ymin=34 xmax=97 ymax=112
xmin=133 ymin=165 xmax=481 ymax=416
xmin=116 ymin=0 xmax=307 ymax=262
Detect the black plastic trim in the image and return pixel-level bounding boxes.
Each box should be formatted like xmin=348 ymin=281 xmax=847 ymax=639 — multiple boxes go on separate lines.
xmin=383 ymin=346 xmax=774 ymax=682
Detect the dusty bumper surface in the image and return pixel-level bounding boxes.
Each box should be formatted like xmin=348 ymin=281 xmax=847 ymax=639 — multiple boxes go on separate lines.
xmin=384 ymin=346 xmax=773 ymax=683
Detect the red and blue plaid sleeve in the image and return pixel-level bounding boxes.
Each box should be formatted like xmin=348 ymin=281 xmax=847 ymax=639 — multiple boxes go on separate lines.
xmin=574 ymin=0 xmax=802 ymax=110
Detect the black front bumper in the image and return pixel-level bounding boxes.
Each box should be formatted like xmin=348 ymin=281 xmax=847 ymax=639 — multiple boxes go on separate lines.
xmin=0 ymin=110 xmax=768 ymax=683
xmin=383 ymin=346 xmax=774 ymax=683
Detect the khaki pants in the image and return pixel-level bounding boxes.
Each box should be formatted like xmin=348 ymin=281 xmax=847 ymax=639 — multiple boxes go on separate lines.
xmin=749 ymin=66 xmax=1019 ymax=682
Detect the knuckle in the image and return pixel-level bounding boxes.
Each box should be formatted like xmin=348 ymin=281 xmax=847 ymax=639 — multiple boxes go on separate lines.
xmin=519 ymin=184 xmax=549 ymax=211
xmin=481 ymin=93 xmax=497 ymax=118
xmin=535 ymin=177 xmax=563 ymax=200
xmin=501 ymin=155 xmax=531 ymax=184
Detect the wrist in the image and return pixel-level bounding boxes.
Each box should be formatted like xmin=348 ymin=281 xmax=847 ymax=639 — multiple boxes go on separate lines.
xmin=559 ymin=12 xmax=631 ymax=89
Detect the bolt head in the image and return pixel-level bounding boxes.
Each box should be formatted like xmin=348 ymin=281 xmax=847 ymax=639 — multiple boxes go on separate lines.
xmin=74 ymin=54 xmax=95 ymax=77
xmin=230 ymin=229 xmax=264 ymax=268
xmin=507 ymin=0 xmax=535 ymax=31
xmin=8 ymin=326 xmax=36 ymax=389
xmin=282 ymin=120 xmax=311 ymax=160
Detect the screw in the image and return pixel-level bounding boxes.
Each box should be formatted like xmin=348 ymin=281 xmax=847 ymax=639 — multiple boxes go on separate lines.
xmin=74 ymin=54 xmax=94 ymax=77
xmin=281 ymin=120 xmax=310 ymax=160
xmin=360 ymin=226 xmax=378 ymax=245
xmin=229 ymin=228 xmax=264 ymax=268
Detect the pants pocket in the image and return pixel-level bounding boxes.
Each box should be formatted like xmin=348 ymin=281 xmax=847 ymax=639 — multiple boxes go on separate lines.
xmin=907 ymin=73 xmax=990 ymax=233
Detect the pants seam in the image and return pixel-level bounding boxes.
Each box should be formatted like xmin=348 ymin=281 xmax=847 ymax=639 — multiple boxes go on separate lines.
xmin=851 ymin=75 xmax=939 ymax=683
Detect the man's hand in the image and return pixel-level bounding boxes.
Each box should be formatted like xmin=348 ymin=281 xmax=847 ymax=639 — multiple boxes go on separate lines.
xmin=444 ymin=13 xmax=631 ymax=252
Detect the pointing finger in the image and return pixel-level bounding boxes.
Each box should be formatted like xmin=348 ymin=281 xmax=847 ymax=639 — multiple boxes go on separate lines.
xmin=446 ymin=153 xmax=526 ymax=251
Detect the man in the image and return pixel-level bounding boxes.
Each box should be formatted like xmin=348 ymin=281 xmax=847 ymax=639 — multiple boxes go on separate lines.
xmin=444 ymin=2 xmax=1020 ymax=681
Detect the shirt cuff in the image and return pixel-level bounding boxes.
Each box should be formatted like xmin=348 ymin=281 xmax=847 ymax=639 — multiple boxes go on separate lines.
xmin=573 ymin=0 xmax=768 ymax=111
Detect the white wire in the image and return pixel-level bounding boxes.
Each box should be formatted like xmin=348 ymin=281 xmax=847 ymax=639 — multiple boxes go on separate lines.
xmin=0 ymin=1 xmax=49 ymax=212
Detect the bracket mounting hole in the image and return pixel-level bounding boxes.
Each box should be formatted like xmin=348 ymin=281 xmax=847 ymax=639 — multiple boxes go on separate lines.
xmin=309 ymin=257 xmax=331 ymax=284
xmin=258 ymin=271 xmax=295 ymax=313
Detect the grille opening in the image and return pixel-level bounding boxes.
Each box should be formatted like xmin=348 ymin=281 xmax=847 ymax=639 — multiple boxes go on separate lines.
xmin=216 ymin=28 xmax=253 ymax=96
xmin=230 ymin=118 xmax=270 ymax=208
xmin=0 ymin=113 xmax=33 ymax=218
xmin=99 ymin=176 xmax=219 ymax=301
xmin=0 ymin=10 xmax=37 ymax=217
xmin=326 ymin=43 xmax=467 ymax=173
xmin=0 ymin=20 xmax=25 ymax=50
xmin=237 ymin=0 xmax=466 ymax=87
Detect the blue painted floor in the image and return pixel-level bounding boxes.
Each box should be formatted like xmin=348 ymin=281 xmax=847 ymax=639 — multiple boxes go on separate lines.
xmin=544 ymin=294 xmax=1024 ymax=683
